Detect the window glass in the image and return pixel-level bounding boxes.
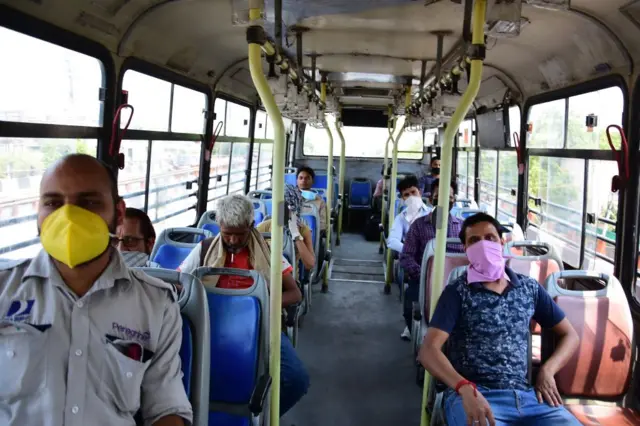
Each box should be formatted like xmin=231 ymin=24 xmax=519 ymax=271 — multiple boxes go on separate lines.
xmin=527 ymin=99 xmax=565 ymax=149
xmin=148 ymin=140 xmax=200 ymax=234
xmin=467 ymin=150 xmax=476 ymax=201
xmin=171 ymin=85 xmax=206 ymax=134
xmin=0 ymin=138 xmax=97 ymax=259
xmin=497 ymin=151 xmax=518 ymax=222
xmin=457 ymin=151 xmax=469 ymax=198
xmin=459 ymin=120 xmax=474 ymax=147
xmin=583 ymin=160 xmax=618 ymax=274
xmin=0 ymin=27 xmax=103 ymax=126
xmin=119 ymin=140 xmax=149 ymax=210
xmin=208 ymin=142 xmax=231 ymax=210
xmin=255 ymin=111 xmax=267 ymax=139
xmin=214 ymin=99 xmax=226 ymax=135
xmin=527 ymin=157 xmax=584 ymax=267
xmin=123 ymin=71 xmax=171 ymax=132
xmin=479 ymin=150 xmax=498 ymax=216
xmin=425 ymin=129 xmax=438 ymax=147
xmin=225 ymin=102 xmax=250 ymax=137
xmin=566 ymin=87 xmax=624 ymax=150
xmin=228 ymin=143 xmax=249 ymax=195
xmin=398 ymin=131 xmax=424 ymax=159
xmin=508 ymin=106 xmax=521 ymax=147
xmin=257 ymin=143 xmax=273 ymax=190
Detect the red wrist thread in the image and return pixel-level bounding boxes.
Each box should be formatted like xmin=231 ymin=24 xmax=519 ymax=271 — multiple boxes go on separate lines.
xmin=455 ymin=379 xmax=477 ymax=397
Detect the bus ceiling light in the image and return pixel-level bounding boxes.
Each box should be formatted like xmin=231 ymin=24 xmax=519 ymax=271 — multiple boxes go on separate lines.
xmin=524 ymin=0 xmax=569 ymax=10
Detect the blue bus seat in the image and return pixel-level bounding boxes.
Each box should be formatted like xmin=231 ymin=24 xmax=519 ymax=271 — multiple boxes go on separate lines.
xmin=197 ymin=211 xmax=221 ymax=238
xmin=150 ymin=228 xmax=213 ymax=270
xmin=251 ymin=200 xmax=267 ymax=225
xmin=284 ymin=173 xmax=297 ymax=186
xmin=192 ymin=268 xmax=271 ymax=425
xmin=248 ymin=190 xmax=273 ymax=216
xmin=134 ymin=268 xmax=210 ymax=426
xmin=348 ymin=178 xmax=372 ymax=210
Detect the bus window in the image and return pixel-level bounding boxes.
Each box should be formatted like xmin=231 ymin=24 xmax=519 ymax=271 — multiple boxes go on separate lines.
xmin=208 ymin=142 xmax=231 ymax=210
xmin=479 ymin=150 xmax=498 ymax=216
xmin=527 ymin=156 xmax=584 ymax=267
xmin=566 ymin=87 xmax=623 ymax=150
xmin=225 ymin=102 xmax=250 ymax=138
xmin=457 ymin=151 xmax=469 ymax=198
xmin=118 ymin=140 xmax=149 ymax=210
xmin=497 ymin=151 xmax=518 ymax=222
xmin=425 ymin=129 xmax=438 ymax=147
xmin=257 ymin=142 xmax=273 ymax=190
xmin=122 ymin=71 xmax=172 ymax=132
xmin=171 ymin=85 xmax=206 ymax=134
xmin=459 ymin=120 xmax=474 ymax=148
xmin=467 ymin=150 xmax=476 ymax=201
xmin=508 ymin=105 xmax=521 ymax=147
xmin=148 ymin=140 xmax=200 ymax=233
xmin=398 ymin=131 xmax=424 ymax=159
xmin=255 ymin=110 xmax=267 ymax=139
xmin=527 ymin=99 xmax=565 ymax=149
xmin=0 ymin=138 xmax=97 ymax=259
xmin=228 ymin=142 xmax=249 ymax=195
xmin=0 ymin=27 xmax=103 ymax=127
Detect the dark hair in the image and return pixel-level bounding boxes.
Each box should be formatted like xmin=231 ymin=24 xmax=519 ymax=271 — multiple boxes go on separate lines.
xmin=125 ymin=208 xmax=156 ymax=241
xmin=397 ymin=175 xmax=419 ymax=193
xmin=459 ymin=212 xmax=505 ymax=243
xmin=430 ymin=156 xmax=440 ymax=165
xmin=296 ymin=166 xmax=315 ymax=180
xmin=430 ymin=178 xmax=458 ymax=195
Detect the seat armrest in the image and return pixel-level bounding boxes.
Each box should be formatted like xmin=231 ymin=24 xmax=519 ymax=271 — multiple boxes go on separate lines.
xmin=249 ymin=373 xmax=272 ymax=415
xmin=284 ymin=304 xmax=300 ymax=327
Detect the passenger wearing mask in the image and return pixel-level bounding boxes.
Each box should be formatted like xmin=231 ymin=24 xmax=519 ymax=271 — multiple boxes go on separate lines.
xmin=296 ymin=166 xmax=328 ymax=232
xmin=116 ymin=207 xmax=160 ymax=268
xmin=177 ymin=194 xmax=309 ymax=416
xmin=257 ymin=184 xmax=316 ymax=271
xmin=399 ymin=179 xmax=463 ymax=340
xmin=386 ymin=175 xmax=431 ymax=253
xmin=418 ymin=156 xmax=440 ymax=198
xmin=419 ymin=213 xmax=580 ymax=426
xmin=0 ymin=154 xmax=191 ymax=426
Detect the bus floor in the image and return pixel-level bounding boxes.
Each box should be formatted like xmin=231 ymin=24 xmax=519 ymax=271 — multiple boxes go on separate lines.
xmin=284 ymin=232 xmax=421 ymax=426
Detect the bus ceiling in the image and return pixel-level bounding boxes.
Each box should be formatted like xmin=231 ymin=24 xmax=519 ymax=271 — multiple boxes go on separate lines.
xmin=1 ymin=0 xmax=637 ymax=110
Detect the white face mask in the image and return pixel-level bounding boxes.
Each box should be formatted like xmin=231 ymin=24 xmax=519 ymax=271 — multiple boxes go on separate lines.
xmin=404 ymin=196 xmax=424 ymax=224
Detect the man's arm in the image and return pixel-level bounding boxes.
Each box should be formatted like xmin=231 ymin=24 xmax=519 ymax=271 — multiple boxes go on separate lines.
xmin=176 ymin=243 xmax=202 ymax=274
xmin=153 ymin=415 xmax=185 ymax=426
xmin=399 ymin=223 xmax=421 ymax=279
xmin=282 ymin=272 xmax=302 ymax=307
xmin=386 ymin=215 xmax=405 ymax=253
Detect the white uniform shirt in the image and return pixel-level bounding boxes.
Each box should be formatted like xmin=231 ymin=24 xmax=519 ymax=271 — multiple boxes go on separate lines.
xmin=0 ymin=249 xmax=192 ymax=426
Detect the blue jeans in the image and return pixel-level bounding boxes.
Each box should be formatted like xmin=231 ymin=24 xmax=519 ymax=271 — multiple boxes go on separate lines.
xmin=403 ymin=278 xmax=419 ymax=329
xmin=280 ymin=333 xmax=309 ymax=416
xmin=445 ymin=387 xmax=581 ymax=425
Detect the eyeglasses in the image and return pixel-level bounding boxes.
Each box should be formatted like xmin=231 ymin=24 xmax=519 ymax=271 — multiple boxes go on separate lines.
xmin=112 ymin=236 xmax=145 ymax=248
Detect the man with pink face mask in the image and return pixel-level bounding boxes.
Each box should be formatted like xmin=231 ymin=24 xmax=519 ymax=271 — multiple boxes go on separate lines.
xmin=419 ymin=213 xmax=580 ymax=426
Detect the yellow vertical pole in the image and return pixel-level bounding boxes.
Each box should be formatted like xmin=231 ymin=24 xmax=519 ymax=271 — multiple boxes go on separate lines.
xmin=419 ymin=2 xmax=487 ymax=425
xmin=247 ymin=3 xmax=284 ymax=425
xmin=380 ymin=108 xmax=396 ymax=254
xmin=322 ymin=81 xmax=333 ymax=289
xmin=336 ymin=111 xmax=346 ymax=244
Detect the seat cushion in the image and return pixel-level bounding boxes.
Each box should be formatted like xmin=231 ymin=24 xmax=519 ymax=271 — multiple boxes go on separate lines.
xmin=207 ymin=293 xmax=261 ymax=404
xmin=153 ymin=245 xmax=194 ymax=270
xmin=566 ymin=405 xmax=640 ymax=426
xmin=180 ymin=317 xmax=193 ymax=398
xmin=208 ymin=411 xmax=250 ymax=426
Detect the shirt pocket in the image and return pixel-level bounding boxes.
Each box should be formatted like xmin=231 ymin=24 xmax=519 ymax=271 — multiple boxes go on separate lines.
xmin=0 ymin=323 xmax=49 ymax=400
xmin=100 ymin=339 xmax=150 ymax=414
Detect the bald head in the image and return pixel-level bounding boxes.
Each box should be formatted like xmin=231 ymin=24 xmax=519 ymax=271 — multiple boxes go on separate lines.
xmin=38 ymin=154 xmax=124 ymax=233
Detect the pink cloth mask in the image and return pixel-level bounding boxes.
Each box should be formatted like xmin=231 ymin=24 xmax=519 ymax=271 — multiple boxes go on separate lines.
xmin=466 ymin=240 xmax=506 ymax=284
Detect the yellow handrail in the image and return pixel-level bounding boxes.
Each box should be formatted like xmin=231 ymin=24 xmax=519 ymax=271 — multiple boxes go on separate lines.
xmin=322 ymin=82 xmax=333 ymax=290
xmin=336 ymin=116 xmax=346 ymax=243
xmin=248 ymin=5 xmax=284 ymax=426
xmin=381 ymin=108 xmax=396 ymax=254
xmin=419 ymin=1 xmax=487 ymax=425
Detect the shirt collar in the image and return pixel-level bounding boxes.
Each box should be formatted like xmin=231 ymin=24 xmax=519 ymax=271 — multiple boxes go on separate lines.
xmin=24 ymin=248 xmax=133 ymax=293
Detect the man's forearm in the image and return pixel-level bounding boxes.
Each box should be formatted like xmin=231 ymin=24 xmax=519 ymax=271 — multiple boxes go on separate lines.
xmin=153 ymin=415 xmax=185 ymax=426
xmin=542 ymin=331 xmax=579 ymax=375
xmin=419 ymin=345 xmax=466 ymax=390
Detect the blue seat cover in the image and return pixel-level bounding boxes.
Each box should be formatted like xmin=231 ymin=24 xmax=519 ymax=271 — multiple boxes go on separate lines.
xmin=180 ymin=317 xmax=193 ymax=398
xmin=152 ymin=245 xmax=194 ymax=270
xmin=263 ymin=199 xmax=272 ymax=216
xmin=301 ymin=214 xmax=317 ymax=250
xmin=254 ymin=211 xmax=264 ymax=224
xmin=284 ymin=173 xmax=297 ymax=186
xmin=209 ymin=412 xmax=250 ymax=426
xmin=203 ymin=223 xmax=220 ymax=236
xmin=208 ymin=293 xmax=261 ymax=404
xmin=350 ymin=180 xmax=371 ymax=208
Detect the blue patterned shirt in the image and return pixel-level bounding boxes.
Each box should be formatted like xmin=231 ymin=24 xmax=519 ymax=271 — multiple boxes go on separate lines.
xmin=430 ymin=267 xmax=565 ymax=390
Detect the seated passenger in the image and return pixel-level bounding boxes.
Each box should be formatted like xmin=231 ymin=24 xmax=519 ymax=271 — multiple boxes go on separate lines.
xmin=386 ymin=175 xmax=431 ymax=254
xmin=0 ymin=154 xmax=191 ymax=425
xmin=419 ymin=213 xmax=580 ymax=426
xmin=373 ymin=162 xmax=390 ymax=198
xmin=116 ymin=207 xmax=160 ymax=268
xmin=399 ymin=179 xmax=463 ymax=340
xmin=177 ymin=194 xmax=309 ymax=416
xmin=418 ymin=156 xmax=440 ymax=198
xmin=296 ymin=166 xmax=328 ymax=232
xmin=257 ymin=184 xmax=316 ymax=271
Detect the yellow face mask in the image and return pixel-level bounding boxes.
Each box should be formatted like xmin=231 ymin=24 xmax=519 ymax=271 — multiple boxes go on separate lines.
xmin=40 ymin=204 xmax=112 ymax=268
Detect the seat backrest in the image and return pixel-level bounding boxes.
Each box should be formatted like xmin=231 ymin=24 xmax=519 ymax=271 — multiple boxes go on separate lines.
xmin=284 ymin=173 xmax=297 ymax=186
xmin=349 ymin=178 xmax=372 ymax=207
xmin=151 ymin=228 xmax=213 ymax=269
xmin=505 ymin=240 xmax=563 ymax=287
xmin=251 ymin=200 xmax=267 ymax=225
xmin=192 ymin=267 xmax=270 ymax=417
xmin=501 ymin=222 xmax=524 ymax=248
xmin=197 ymin=211 xmax=221 ymax=238
xmin=260 ymin=231 xmax=296 ymax=278
xmin=301 ymin=202 xmax=320 ymax=257
xmin=454 ymin=208 xmax=485 ymax=220
xmin=419 ymin=238 xmax=468 ymax=322
xmin=135 ymin=268 xmax=210 ymax=426
xmin=542 ymin=271 xmax=633 ymax=400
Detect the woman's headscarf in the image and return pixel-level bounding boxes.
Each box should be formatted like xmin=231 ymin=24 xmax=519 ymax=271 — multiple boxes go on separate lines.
xmin=284 ymin=184 xmax=304 ymax=225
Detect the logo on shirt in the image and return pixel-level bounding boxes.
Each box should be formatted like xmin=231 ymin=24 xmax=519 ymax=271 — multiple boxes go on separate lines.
xmin=112 ymin=322 xmax=150 ymax=343
xmin=5 ymin=299 xmax=35 ymax=322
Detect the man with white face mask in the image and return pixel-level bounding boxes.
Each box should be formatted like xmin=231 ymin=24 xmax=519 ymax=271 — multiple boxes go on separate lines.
xmin=386 ymin=175 xmax=431 ymax=253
